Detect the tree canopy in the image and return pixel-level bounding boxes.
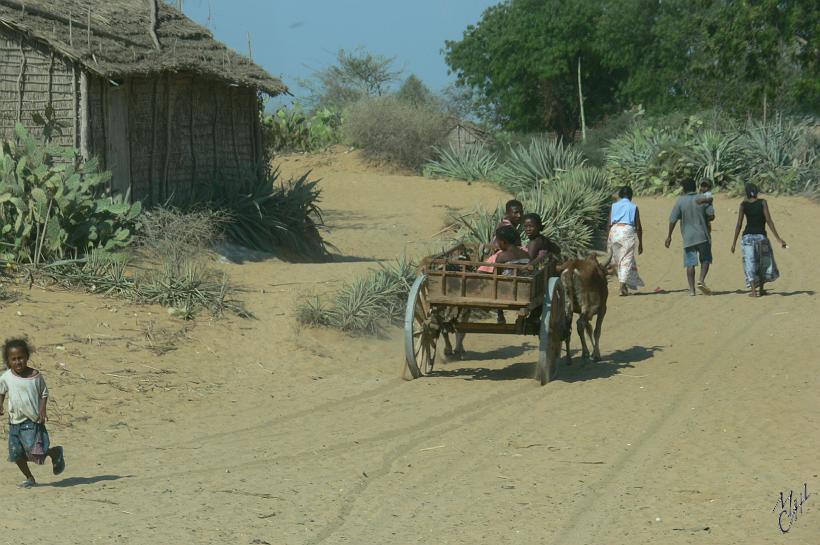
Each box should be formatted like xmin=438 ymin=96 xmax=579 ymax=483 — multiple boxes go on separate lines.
xmin=445 ymin=0 xmax=818 ymax=136
xmin=301 ymin=48 xmax=403 ymax=110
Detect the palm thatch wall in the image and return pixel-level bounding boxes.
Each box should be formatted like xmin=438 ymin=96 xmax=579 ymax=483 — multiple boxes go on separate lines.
xmin=0 ymin=0 xmax=287 ymax=204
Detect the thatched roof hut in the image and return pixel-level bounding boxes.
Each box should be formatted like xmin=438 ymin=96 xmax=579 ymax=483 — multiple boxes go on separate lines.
xmin=0 ymin=0 xmax=288 ymax=204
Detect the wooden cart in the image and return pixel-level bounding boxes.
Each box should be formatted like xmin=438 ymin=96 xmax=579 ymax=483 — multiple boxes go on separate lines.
xmin=404 ymin=243 xmax=566 ymax=385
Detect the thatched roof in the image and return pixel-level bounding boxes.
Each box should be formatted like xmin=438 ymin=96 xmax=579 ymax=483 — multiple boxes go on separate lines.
xmin=0 ymin=0 xmax=288 ymax=95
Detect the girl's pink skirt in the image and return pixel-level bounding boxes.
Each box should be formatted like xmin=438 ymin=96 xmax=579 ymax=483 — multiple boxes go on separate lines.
xmin=477 ymin=251 xmax=500 ymax=273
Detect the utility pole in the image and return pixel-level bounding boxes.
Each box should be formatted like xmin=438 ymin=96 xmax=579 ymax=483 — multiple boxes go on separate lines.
xmin=577 ymin=56 xmax=586 ymax=141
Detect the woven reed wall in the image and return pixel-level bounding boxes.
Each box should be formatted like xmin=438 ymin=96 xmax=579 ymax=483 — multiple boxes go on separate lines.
xmin=88 ymin=74 xmax=261 ymax=205
xmin=0 ymin=25 xmax=76 ymax=148
xmin=1 ymin=24 xmax=263 ymax=204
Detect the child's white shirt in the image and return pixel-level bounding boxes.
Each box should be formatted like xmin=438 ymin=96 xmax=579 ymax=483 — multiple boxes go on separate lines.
xmin=0 ymin=369 xmax=48 ymax=424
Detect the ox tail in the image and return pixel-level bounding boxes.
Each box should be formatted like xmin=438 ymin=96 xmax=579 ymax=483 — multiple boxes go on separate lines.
xmin=560 ymin=268 xmax=577 ymax=318
xmin=602 ymin=246 xmax=613 ymax=269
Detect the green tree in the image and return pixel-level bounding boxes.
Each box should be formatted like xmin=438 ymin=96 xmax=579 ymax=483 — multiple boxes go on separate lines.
xmin=446 ymin=0 xmax=818 ymax=132
xmin=596 ymin=0 xmax=819 ymax=114
xmin=444 ymin=0 xmax=619 ymax=139
xmin=396 ymin=75 xmax=436 ymax=107
xmin=301 ymin=48 xmax=403 ymax=110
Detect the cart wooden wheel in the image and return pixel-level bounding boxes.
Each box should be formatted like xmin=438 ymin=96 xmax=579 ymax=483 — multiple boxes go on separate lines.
xmin=404 ymin=274 xmax=438 ymax=378
xmin=536 ymin=277 xmax=563 ymax=385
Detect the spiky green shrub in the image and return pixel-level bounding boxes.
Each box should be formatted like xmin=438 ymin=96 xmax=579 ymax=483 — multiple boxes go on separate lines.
xmin=687 ymin=130 xmax=744 ymax=187
xmin=0 ymin=123 xmax=141 ymax=263
xmin=605 ymin=125 xmax=679 ymax=195
xmin=605 ymin=113 xmax=817 ymax=196
xmin=172 ymin=168 xmax=331 ymax=261
xmin=492 ymin=136 xmax=586 ymax=192
xmin=737 ymin=116 xmax=818 ymax=195
xmin=454 ymin=167 xmax=612 ymax=257
xmin=423 ymin=143 xmax=498 ymax=181
xmin=296 ymin=257 xmax=416 ymax=335
xmin=344 ymin=95 xmax=450 ymax=170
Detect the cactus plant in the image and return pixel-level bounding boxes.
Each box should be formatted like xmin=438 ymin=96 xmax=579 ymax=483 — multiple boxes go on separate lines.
xmin=0 ymin=122 xmax=140 ymax=263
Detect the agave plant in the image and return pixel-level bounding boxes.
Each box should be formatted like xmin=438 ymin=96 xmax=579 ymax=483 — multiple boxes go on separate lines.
xmin=493 ymin=136 xmax=586 ymax=192
xmin=453 ymin=167 xmax=612 ymax=257
xmin=738 ymin=116 xmax=818 ymax=194
xmin=296 ymin=256 xmax=417 ymax=335
xmin=172 ymin=168 xmax=332 ymax=261
xmin=686 ymin=130 xmax=743 ymax=187
xmin=605 ymin=125 xmax=677 ymax=195
xmin=423 ymin=143 xmax=498 ymax=181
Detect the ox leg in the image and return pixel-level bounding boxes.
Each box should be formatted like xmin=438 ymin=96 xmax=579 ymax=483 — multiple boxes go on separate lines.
xmin=592 ymin=310 xmax=605 ymax=361
xmin=454 ymin=309 xmax=468 ymax=358
xmin=582 ymin=316 xmax=595 ymax=361
xmin=564 ymin=330 xmax=572 ymax=365
xmin=577 ymin=315 xmax=591 ymax=360
xmin=442 ymin=331 xmax=454 ymax=357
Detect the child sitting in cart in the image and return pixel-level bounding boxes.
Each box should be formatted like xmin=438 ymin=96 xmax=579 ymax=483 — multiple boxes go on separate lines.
xmin=488 ymin=200 xmax=524 ymax=251
xmin=478 ymin=226 xmax=530 ymax=273
xmin=479 ymin=225 xmax=530 ymax=324
xmin=522 ymin=213 xmax=561 ymax=271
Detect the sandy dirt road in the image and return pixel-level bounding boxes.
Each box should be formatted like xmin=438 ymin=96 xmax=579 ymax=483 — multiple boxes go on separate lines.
xmin=1 ymin=151 xmax=818 ymax=545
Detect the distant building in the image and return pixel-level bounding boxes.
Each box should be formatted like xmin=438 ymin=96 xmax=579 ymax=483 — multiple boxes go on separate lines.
xmin=0 ymin=0 xmax=288 ymax=204
xmin=446 ymin=117 xmax=489 ymax=151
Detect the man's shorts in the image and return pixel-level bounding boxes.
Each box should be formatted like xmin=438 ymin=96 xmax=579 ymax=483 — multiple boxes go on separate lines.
xmin=683 ymin=242 xmax=712 ymax=267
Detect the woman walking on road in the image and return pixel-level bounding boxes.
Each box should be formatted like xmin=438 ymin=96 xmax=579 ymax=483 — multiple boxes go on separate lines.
xmin=730 ymin=183 xmax=788 ymax=297
xmin=608 ymin=186 xmax=644 ymax=296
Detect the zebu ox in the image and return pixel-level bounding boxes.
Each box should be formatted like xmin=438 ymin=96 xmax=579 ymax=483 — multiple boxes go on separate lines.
xmin=558 ymin=250 xmax=612 ymax=362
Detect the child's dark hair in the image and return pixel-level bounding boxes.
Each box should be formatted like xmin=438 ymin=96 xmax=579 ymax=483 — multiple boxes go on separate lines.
xmin=681 ymin=177 xmax=697 ymax=193
xmin=495 ymin=225 xmax=518 ymax=245
xmin=618 ymin=186 xmax=633 ymax=200
xmin=505 ymin=199 xmax=523 ymax=212
xmin=522 ymin=213 xmax=543 ymax=230
xmin=700 ymin=179 xmax=712 ymax=190
xmin=744 ymin=182 xmax=759 ymax=199
xmin=3 ymin=338 xmax=32 ymax=367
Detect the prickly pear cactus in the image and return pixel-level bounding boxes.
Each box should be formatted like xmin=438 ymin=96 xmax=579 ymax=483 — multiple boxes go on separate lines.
xmin=0 ymin=122 xmax=141 ymax=263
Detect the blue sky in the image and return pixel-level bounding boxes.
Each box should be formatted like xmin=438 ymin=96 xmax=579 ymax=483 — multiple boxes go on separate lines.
xmin=181 ymin=0 xmax=498 ymax=105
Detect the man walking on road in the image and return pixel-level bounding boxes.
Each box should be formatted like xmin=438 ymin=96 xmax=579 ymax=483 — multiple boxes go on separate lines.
xmin=665 ymin=178 xmax=715 ymax=295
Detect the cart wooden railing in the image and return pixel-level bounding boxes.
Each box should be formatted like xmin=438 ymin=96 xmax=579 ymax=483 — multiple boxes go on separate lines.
xmin=406 ymin=242 xmax=565 ymax=384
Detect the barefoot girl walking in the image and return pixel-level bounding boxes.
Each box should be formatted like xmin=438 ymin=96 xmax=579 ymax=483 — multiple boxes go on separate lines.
xmin=0 ymin=338 xmax=65 ymax=487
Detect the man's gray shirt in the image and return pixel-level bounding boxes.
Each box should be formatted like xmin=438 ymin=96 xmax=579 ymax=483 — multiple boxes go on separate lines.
xmin=669 ymin=193 xmax=714 ymax=248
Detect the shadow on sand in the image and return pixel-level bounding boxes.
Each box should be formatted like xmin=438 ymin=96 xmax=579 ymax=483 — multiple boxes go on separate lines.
xmin=41 ymin=474 xmax=132 ymax=488
xmin=556 ymin=345 xmax=663 ymax=383
xmin=430 ymin=344 xmax=664 ymax=383
xmin=628 ymin=288 xmax=690 ymax=296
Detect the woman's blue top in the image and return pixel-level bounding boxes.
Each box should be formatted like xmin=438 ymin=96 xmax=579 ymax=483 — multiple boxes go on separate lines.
xmin=610 ymin=198 xmax=637 ymax=225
